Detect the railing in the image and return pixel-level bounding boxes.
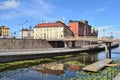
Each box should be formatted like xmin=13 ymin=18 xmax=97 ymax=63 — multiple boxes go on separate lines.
xmin=98 ymin=63 xmax=120 ymax=80
xmin=47 ymin=36 xmax=120 ymax=43
xmin=97 ymin=66 xmax=120 ymax=80
xmin=65 ymin=61 xmax=120 ymax=80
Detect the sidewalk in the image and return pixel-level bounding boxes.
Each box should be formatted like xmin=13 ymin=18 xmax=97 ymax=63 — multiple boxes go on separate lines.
xmin=113 ymin=73 xmax=120 ymax=80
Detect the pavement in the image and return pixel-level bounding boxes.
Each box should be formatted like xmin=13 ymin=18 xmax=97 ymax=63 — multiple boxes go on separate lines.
xmin=113 ymin=73 xmax=120 ymax=80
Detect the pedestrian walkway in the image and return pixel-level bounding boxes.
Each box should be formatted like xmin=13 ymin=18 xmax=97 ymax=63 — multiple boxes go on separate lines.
xmin=82 ymin=59 xmax=113 ymax=72
xmin=113 ymin=73 xmax=120 ymax=80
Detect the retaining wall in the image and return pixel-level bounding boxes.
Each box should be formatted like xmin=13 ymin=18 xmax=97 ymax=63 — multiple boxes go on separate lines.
xmin=0 ymin=39 xmax=52 ymax=49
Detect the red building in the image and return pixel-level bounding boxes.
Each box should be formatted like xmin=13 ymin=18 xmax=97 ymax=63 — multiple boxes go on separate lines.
xmin=68 ymin=20 xmax=98 ymax=37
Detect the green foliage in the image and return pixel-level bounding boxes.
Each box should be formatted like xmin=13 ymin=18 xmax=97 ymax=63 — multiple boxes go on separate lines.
xmin=54 ymin=55 xmax=73 ymax=59
xmin=65 ymin=60 xmax=120 ymax=80
xmin=80 ymin=52 xmax=88 ymax=55
xmin=65 ymin=60 xmax=85 ymax=66
xmin=0 ymin=58 xmax=54 ymax=72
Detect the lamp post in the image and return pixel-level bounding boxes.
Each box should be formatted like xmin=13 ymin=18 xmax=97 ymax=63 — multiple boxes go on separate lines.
xmin=18 ymin=20 xmax=28 ymax=39
xmin=14 ymin=32 xmax=16 ymax=38
xmin=11 ymin=32 xmax=13 ymax=38
xmin=102 ymin=27 xmax=106 ymax=37
xmin=110 ymin=32 xmax=113 ymax=38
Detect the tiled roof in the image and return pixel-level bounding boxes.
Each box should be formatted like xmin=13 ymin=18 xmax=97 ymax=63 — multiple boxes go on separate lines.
xmin=35 ymin=21 xmax=66 ymax=28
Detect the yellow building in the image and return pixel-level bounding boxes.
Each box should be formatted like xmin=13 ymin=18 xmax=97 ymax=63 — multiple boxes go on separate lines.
xmin=0 ymin=25 xmax=10 ymax=38
xmin=34 ymin=21 xmax=73 ymax=39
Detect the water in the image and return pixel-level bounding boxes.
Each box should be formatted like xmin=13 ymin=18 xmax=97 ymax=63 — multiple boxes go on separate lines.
xmin=0 ymin=46 xmax=120 ymax=80
xmin=98 ymin=46 xmax=120 ymax=60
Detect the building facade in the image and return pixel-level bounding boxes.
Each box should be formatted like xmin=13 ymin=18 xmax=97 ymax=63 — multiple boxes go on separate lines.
xmin=68 ymin=20 xmax=98 ymax=37
xmin=0 ymin=25 xmax=10 ymax=38
xmin=20 ymin=27 xmax=34 ymax=39
xmin=34 ymin=21 xmax=73 ymax=39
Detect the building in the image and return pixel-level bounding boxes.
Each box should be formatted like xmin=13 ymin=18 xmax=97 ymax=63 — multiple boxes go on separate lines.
xmin=20 ymin=26 xmax=34 ymax=39
xmin=34 ymin=21 xmax=73 ymax=39
xmin=68 ymin=20 xmax=98 ymax=37
xmin=0 ymin=25 xmax=10 ymax=38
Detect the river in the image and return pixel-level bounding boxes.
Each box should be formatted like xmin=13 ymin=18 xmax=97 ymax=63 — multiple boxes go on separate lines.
xmin=0 ymin=46 xmax=120 ymax=80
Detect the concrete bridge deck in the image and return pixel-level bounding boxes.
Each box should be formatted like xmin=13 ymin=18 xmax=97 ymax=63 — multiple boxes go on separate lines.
xmin=0 ymin=43 xmax=118 ymax=63
xmin=0 ymin=48 xmax=85 ymax=56
xmin=82 ymin=59 xmax=113 ymax=72
xmin=0 ymin=42 xmax=118 ymax=56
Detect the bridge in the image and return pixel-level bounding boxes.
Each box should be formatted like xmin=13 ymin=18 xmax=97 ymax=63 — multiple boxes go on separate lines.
xmin=47 ymin=36 xmax=120 ymax=42
xmin=47 ymin=36 xmax=120 ymax=59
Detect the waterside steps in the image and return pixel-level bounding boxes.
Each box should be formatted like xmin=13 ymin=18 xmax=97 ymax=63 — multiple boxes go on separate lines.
xmin=82 ymin=59 xmax=113 ymax=72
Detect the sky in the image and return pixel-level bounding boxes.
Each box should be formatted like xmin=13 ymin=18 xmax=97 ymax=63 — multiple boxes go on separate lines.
xmin=0 ymin=0 xmax=120 ymax=38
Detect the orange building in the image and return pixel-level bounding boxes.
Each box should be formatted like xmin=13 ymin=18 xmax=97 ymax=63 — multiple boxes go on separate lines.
xmin=68 ymin=20 xmax=98 ymax=37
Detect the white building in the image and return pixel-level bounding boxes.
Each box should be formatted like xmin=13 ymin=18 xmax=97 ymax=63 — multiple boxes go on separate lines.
xmin=20 ymin=27 xmax=34 ymax=39
xmin=34 ymin=21 xmax=73 ymax=39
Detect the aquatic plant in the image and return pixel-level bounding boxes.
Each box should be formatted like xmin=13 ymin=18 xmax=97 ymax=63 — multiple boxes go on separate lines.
xmin=65 ymin=60 xmax=85 ymax=66
xmin=65 ymin=60 xmax=120 ymax=80
xmin=0 ymin=58 xmax=54 ymax=72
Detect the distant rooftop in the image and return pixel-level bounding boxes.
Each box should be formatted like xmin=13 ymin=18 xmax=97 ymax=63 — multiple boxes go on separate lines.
xmin=35 ymin=21 xmax=66 ymax=28
xmin=69 ymin=20 xmax=88 ymax=24
xmin=0 ymin=25 xmax=9 ymax=29
xmin=21 ymin=26 xmax=33 ymax=31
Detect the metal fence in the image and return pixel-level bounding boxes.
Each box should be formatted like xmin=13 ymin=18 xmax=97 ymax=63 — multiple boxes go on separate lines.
xmin=65 ymin=61 xmax=120 ymax=80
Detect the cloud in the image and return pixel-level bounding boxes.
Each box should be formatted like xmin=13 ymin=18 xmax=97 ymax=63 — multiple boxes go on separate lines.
xmin=20 ymin=0 xmax=56 ymax=20
xmin=97 ymin=7 xmax=106 ymax=12
xmin=0 ymin=0 xmax=56 ymax=20
xmin=97 ymin=25 xmax=114 ymax=30
xmin=36 ymin=0 xmax=55 ymax=13
xmin=1 ymin=11 xmax=20 ymax=19
xmin=97 ymin=25 xmax=117 ymax=37
xmin=0 ymin=0 xmax=20 ymax=10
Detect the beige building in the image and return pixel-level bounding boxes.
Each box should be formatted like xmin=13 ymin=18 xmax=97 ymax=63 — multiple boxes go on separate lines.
xmin=20 ymin=27 xmax=34 ymax=39
xmin=0 ymin=25 xmax=10 ymax=38
xmin=34 ymin=21 xmax=73 ymax=39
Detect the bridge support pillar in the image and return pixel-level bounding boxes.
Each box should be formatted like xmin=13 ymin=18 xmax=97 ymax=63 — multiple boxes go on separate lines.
xmin=72 ymin=41 xmax=75 ymax=47
xmin=64 ymin=41 xmax=69 ymax=48
xmin=108 ymin=43 xmax=111 ymax=58
xmin=105 ymin=42 xmax=111 ymax=59
xmin=105 ymin=43 xmax=109 ymax=59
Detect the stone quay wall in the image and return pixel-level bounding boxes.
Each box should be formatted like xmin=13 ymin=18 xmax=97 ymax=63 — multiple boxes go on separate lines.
xmin=0 ymin=39 xmax=52 ymax=49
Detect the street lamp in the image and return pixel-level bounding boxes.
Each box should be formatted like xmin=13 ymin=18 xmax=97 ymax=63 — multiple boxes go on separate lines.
xmin=110 ymin=32 xmax=112 ymax=36
xmin=18 ymin=20 xmax=28 ymax=39
xmin=102 ymin=27 xmax=106 ymax=37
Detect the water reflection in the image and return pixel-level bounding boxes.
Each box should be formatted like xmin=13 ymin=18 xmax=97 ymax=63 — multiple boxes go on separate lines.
xmin=34 ymin=63 xmax=64 ymax=75
xmin=77 ymin=53 xmax=98 ymax=63
xmin=31 ymin=53 xmax=98 ymax=79
xmin=1 ymin=48 xmax=120 ymax=80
